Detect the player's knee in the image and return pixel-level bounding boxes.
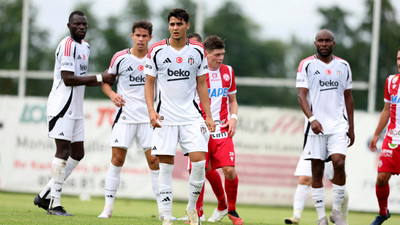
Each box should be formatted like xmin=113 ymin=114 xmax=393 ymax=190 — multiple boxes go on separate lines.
xmin=148 ymin=157 xmax=159 ymax=170
xmin=222 ymin=166 xmax=236 ymax=179
xmin=111 ymin=157 xmax=125 ymax=167
xmin=376 ymin=175 xmax=390 ymax=186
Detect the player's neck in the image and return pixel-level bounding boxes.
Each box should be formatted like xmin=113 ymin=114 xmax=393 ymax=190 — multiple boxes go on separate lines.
xmin=168 ymin=37 xmax=187 ymax=50
xmin=130 ymin=47 xmax=147 ymax=58
xmin=316 ymin=54 xmax=333 ymax=64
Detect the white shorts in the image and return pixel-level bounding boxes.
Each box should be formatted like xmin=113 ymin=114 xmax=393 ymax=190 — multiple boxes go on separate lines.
xmin=294 ymin=153 xmax=334 ymax=180
xmin=110 ymin=123 xmax=152 ymax=151
xmin=303 ymin=133 xmax=348 ymax=161
xmin=151 ymin=122 xmax=210 ymax=156
xmin=48 ymin=116 xmax=84 ymax=143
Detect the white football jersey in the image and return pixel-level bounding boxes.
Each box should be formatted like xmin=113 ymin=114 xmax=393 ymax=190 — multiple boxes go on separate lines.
xmin=47 ymin=36 xmax=90 ymax=119
xmin=108 ymin=49 xmax=149 ymax=124
xmin=144 ymin=39 xmax=208 ymax=125
xmin=296 ymin=55 xmax=352 ymax=135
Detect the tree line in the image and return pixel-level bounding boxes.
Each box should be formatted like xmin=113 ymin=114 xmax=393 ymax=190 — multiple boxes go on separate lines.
xmin=1 ymin=0 xmax=399 ymax=110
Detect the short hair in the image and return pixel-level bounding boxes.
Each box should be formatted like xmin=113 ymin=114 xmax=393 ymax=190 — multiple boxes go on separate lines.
xmin=168 ymin=8 xmax=189 ymax=23
xmin=69 ymin=11 xmax=85 ymax=23
xmin=187 ymin=33 xmax=202 ymax=42
xmin=204 ymin=35 xmax=225 ymax=52
xmin=132 ymin=20 xmax=153 ymax=36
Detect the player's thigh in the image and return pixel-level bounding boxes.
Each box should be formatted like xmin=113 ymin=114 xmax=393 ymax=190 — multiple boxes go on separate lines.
xmin=209 ymin=136 xmax=235 ymax=169
xmin=135 ymin=123 xmax=153 ymax=151
xmin=178 ymin=122 xmax=209 ymax=155
xmin=378 ymin=140 xmax=400 ymax=174
xmin=151 ymin=125 xmax=178 ymax=156
xmin=48 ymin=116 xmax=74 ymax=141
xmin=303 ymin=135 xmax=328 ymax=160
xmin=110 ymin=123 xmax=136 ymax=149
xmin=327 ymin=133 xmax=347 ymax=157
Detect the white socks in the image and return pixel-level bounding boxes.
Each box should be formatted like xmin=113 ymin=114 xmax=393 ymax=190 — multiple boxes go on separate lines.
xmin=187 ymin=160 xmax=205 ymax=210
xmin=49 ymin=157 xmax=67 ymax=208
xmin=312 ymin=187 xmax=325 ymax=219
xmin=150 ymin=170 xmax=160 ymax=209
xmin=332 ymin=184 xmax=346 ymax=211
xmin=104 ymin=163 xmax=122 ymax=206
xmin=293 ymin=184 xmax=309 ymax=218
xmin=158 ymin=163 xmax=174 ymax=219
xmin=40 ymin=157 xmax=80 ymax=199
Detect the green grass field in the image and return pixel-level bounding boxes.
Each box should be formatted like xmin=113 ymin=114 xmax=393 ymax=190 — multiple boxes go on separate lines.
xmin=0 ymin=191 xmax=399 ymax=225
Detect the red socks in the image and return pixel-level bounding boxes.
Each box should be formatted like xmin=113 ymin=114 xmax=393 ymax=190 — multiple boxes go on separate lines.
xmin=225 ymin=175 xmax=239 ymax=212
xmin=376 ymin=184 xmax=390 ymax=216
xmin=206 ymin=169 xmax=227 ymax=210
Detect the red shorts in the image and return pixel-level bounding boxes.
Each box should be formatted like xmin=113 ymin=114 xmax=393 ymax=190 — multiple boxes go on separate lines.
xmin=208 ymin=132 xmax=235 ymax=169
xmin=186 ymin=132 xmax=235 ymax=170
xmin=378 ymin=140 xmax=400 ymax=175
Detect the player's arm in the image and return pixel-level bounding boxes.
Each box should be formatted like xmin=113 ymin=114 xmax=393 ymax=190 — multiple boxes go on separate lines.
xmin=145 ymin=75 xmax=161 ymax=128
xmin=102 ymin=77 xmax=125 ymax=108
xmin=344 ymin=89 xmax=355 ymax=147
xmin=197 ymin=74 xmax=216 ymax=132
xmin=297 ymin=87 xmax=324 ymax=134
xmin=221 ymin=93 xmax=238 ymax=137
xmin=369 ymin=102 xmax=390 ymax=152
xmin=62 ymin=70 xmax=116 ymax=87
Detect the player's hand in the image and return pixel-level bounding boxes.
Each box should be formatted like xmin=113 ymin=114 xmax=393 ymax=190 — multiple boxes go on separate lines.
xmin=149 ymin=110 xmax=162 ymax=128
xmin=347 ymin=129 xmax=355 ymax=147
xmin=205 ymin=117 xmax=216 ymax=132
xmin=221 ymin=118 xmax=237 ymax=137
xmin=110 ymin=92 xmax=125 ymax=107
xmin=369 ymin=135 xmax=379 ymax=152
xmin=102 ymin=69 xmax=117 ymax=85
xmin=311 ymin=120 xmax=324 ymax=134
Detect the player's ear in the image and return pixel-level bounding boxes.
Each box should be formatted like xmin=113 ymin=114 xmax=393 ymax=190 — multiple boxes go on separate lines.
xmin=186 ymin=22 xmax=190 ymax=30
xmin=130 ymin=33 xmax=134 ymax=40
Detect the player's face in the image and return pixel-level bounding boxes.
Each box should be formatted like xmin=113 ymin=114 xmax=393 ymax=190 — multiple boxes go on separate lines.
xmin=206 ymin=48 xmax=225 ymax=70
xmin=68 ymin=15 xmax=88 ymax=43
xmin=168 ymin=17 xmax=189 ymax=40
xmin=397 ymin=50 xmax=400 ymax=73
xmin=314 ymin=32 xmax=335 ymax=58
xmin=131 ymin=28 xmax=152 ymax=52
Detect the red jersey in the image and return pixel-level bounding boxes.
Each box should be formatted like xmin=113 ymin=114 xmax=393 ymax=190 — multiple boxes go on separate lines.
xmin=384 ymin=74 xmax=400 ymax=144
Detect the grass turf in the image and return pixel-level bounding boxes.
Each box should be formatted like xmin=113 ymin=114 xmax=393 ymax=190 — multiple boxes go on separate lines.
xmin=0 ymin=191 xmax=399 ymax=224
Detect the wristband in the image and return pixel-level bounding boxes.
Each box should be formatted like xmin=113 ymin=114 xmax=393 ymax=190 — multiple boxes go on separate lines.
xmin=96 ymin=74 xmax=103 ymax=82
xmin=308 ymin=115 xmax=316 ymax=123
xmin=231 ymin=114 xmax=238 ymax=120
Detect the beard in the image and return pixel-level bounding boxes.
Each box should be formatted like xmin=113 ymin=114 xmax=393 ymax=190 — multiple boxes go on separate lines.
xmin=317 ymin=48 xmax=332 ymax=58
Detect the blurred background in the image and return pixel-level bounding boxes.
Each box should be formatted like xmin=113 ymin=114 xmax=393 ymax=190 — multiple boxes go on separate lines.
xmin=1 ymin=0 xmax=400 ymax=213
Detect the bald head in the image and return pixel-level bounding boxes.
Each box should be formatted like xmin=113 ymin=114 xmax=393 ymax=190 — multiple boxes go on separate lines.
xmin=315 ymin=29 xmax=335 ymax=41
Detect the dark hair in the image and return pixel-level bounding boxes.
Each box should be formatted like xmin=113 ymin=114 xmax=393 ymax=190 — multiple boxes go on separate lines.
xmin=168 ymin=8 xmax=189 ymax=23
xmin=204 ymin=35 xmax=225 ymax=52
xmin=187 ymin=33 xmax=202 ymax=42
xmin=132 ymin=20 xmax=153 ymax=36
xmin=69 ymin=11 xmax=85 ymax=23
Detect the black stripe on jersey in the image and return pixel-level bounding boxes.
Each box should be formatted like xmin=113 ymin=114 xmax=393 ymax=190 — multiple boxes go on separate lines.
xmin=112 ymin=108 xmax=123 ymax=129
xmin=116 ymin=58 xmax=125 ymax=75
xmin=156 ymin=91 xmax=162 ymax=113
xmin=48 ymin=88 xmax=73 ymax=132
xmin=192 ymin=100 xmax=202 ymax=115
xmin=73 ymin=46 xmax=76 ymax=59
xmin=153 ymin=49 xmax=163 ymax=71
xmin=305 ymin=63 xmax=310 ymax=75
xmin=186 ymin=38 xmax=190 ymax=46
xmin=129 ymin=84 xmax=145 ymax=86
xmin=302 ymin=105 xmax=312 ymax=150
xmin=56 ymin=45 xmax=61 ymax=58
xmin=167 ymin=77 xmax=189 ymax=81
xmin=194 ymin=48 xmax=204 ymax=69
xmin=166 ymin=38 xmax=170 ymax=46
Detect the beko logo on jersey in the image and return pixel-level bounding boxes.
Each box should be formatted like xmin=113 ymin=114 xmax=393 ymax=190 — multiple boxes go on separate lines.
xmin=209 ymin=88 xmax=229 ymax=97
xmin=62 ymin=62 xmax=73 ymax=66
xmin=167 ymin=69 xmax=190 ymax=77
xmin=129 ymin=75 xmax=146 ymax=82
xmin=319 ymin=80 xmax=339 ymax=91
xmin=145 ymin=64 xmax=152 ymax=69
xmin=391 ymin=95 xmax=400 ymax=104
xmin=80 ymin=64 xmax=87 ymax=71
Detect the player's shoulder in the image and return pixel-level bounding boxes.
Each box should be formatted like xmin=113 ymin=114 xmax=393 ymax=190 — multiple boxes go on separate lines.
xmin=297 ymin=55 xmax=316 ymax=72
xmin=82 ymin=39 xmax=90 ymax=48
xmin=189 ymin=39 xmax=204 ymax=50
xmin=148 ymin=39 xmax=168 ymax=54
xmin=334 ymin=55 xmax=350 ymax=67
xmin=387 ymin=74 xmax=400 ymax=83
xmin=220 ymin=64 xmax=233 ymax=72
xmin=110 ymin=49 xmax=129 ymax=68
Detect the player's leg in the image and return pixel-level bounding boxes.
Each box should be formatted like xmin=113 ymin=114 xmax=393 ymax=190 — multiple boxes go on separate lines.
xmin=153 ymin=125 xmax=177 ymax=222
xmin=98 ymin=147 xmax=127 ymax=218
xmin=181 ymin=122 xmax=208 ymax=225
xmin=370 ymin=172 xmax=392 ymax=225
xmin=222 ymin=166 xmax=243 ymax=225
xmin=206 ymin=167 xmax=228 ymax=223
xmin=311 ymin=159 xmax=326 ymax=222
xmin=285 ymin=175 xmax=311 ymax=224
xmin=328 ymin=133 xmax=348 ymax=225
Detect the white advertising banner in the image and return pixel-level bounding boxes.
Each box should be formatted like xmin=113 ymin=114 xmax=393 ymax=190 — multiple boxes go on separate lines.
xmin=0 ymin=96 xmax=399 ymax=212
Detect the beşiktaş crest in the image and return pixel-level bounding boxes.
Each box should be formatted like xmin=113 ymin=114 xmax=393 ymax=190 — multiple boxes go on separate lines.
xmin=188 ymin=55 xmax=194 ymax=65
